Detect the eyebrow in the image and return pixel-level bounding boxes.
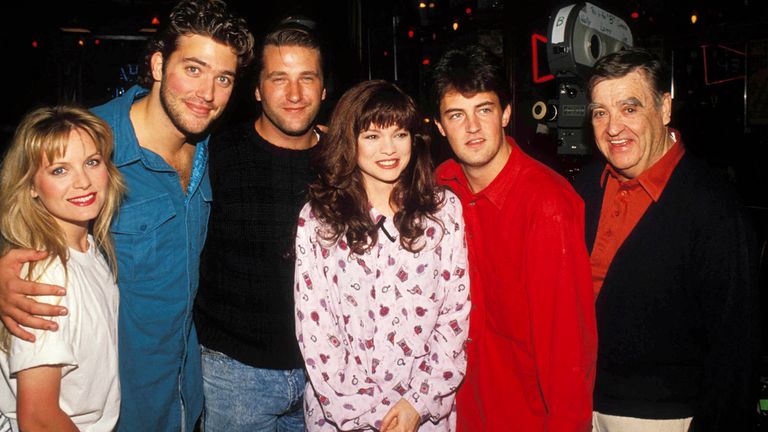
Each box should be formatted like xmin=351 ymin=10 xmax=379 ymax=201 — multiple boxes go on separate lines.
xmin=47 ymin=151 xmax=102 ymax=165
xmin=265 ymin=70 xmax=321 ymax=79
xmin=620 ymin=97 xmax=643 ymax=107
xmin=363 ymin=126 xmax=406 ymax=133
xmin=587 ymin=97 xmax=644 ymax=111
xmin=441 ymin=100 xmax=495 ymax=116
xmin=183 ymin=56 xmax=236 ymax=77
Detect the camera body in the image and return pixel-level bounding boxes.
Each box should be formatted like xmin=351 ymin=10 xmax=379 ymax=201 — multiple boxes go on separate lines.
xmin=539 ymin=2 xmax=633 ymax=155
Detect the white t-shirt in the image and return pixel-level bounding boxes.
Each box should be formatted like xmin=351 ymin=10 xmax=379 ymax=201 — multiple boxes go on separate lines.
xmin=0 ymin=238 xmax=120 ymax=431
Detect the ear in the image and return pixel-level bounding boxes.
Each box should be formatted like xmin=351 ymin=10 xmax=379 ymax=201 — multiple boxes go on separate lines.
xmin=30 ymin=185 xmax=38 ymax=199
xmin=150 ymin=52 xmax=164 ymax=82
xmin=255 ymin=86 xmax=262 ymax=102
xmin=661 ymin=92 xmax=672 ymax=126
xmin=435 ymin=119 xmax=447 ymax=137
xmin=321 ymin=88 xmax=327 ymax=101
xmin=501 ymin=104 xmax=512 ymax=128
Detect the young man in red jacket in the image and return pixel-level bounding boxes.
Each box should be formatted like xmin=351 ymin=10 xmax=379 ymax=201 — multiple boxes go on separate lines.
xmin=432 ymin=45 xmax=597 ymax=431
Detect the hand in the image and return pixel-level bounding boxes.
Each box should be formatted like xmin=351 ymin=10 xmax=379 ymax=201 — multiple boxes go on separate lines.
xmin=380 ymin=398 xmax=420 ymax=432
xmin=0 ymin=249 xmax=67 ymax=342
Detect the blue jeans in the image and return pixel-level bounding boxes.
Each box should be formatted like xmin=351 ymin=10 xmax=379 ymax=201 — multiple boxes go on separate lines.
xmin=200 ymin=346 xmax=306 ymax=432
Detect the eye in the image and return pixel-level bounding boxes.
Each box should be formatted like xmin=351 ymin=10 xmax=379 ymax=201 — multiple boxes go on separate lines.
xmin=300 ymin=76 xmax=315 ymax=83
xmin=217 ymin=75 xmax=233 ymax=87
xmin=625 ymin=106 xmax=636 ymax=114
xmin=186 ymin=66 xmax=200 ymax=75
xmin=86 ymin=157 xmax=102 ymax=168
xmin=591 ymin=110 xmax=606 ymax=119
xmin=395 ymin=131 xmax=410 ymax=139
xmin=51 ymin=167 xmax=66 ymax=176
xmin=362 ymin=133 xmax=379 ymax=140
xmin=478 ymin=107 xmax=492 ymax=114
xmin=448 ymin=112 xmax=463 ymax=120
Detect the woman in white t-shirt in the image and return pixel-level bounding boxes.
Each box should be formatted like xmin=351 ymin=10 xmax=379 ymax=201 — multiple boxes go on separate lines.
xmin=0 ymin=106 xmax=125 ymax=431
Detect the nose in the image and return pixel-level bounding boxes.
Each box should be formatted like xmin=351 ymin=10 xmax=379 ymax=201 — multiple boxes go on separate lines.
xmin=606 ymin=114 xmax=624 ymax=136
xmin=286 ymin=80 xmax=302 ymax=103
xmin=196 ymin=78 xmax=215 ymax=102
xmin=380 ymin=136 xmax=396 ymax=155
xmin=465 ymin=113 xmax=480 ymax=133
xmin=73 ymin=168 xmax=92 ymax=190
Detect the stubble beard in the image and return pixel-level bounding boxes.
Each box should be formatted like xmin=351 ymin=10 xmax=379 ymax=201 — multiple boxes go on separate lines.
xmin=159 ymin=79 xmax=213 ymax=138
xmin=260 ymin=104 xmax=318 ymax=138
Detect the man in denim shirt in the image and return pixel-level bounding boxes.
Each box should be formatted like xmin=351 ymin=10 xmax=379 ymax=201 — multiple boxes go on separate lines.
xmin=0 ymin=1 xmax=253 ymax=430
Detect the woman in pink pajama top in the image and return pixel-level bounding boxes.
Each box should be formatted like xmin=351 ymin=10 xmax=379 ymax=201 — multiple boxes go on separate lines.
xmin=294 ymin=80 xmax=469 ymax=432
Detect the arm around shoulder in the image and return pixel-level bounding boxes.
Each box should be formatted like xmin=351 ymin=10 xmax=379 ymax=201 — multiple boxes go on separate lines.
xmin=0 ymin=249 xmax=67 ymax=341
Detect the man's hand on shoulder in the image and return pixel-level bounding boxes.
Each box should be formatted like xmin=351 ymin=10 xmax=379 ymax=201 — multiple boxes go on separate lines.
xmin=0 ymin=249 xmax=67 ymax=342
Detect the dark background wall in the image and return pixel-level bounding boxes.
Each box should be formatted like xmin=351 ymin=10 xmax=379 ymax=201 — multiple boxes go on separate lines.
xmin=1 ymin=0 xmax=767 ymax=426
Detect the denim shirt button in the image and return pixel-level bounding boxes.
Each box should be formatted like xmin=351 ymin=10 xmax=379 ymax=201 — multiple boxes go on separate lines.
xmin=140 ymin=224 xmax=147 ymax=231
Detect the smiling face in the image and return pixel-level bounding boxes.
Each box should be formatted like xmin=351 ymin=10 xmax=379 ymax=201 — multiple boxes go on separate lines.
xmin=590 ymin=69 xmax=672 ymax=179
xmin=356 ymin=123 xmax=412 ymax=201
xmin=256 ymin=44 xmax=326 ymax=141
xmin=31 ymin=129 xmax=109 ymax=247
xmin=153 ymin=34 xmax=238 ymax=137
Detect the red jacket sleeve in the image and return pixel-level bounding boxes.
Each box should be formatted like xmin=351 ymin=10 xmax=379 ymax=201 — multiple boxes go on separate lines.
xmin=525 ymin=193 xmax=597 ymax=432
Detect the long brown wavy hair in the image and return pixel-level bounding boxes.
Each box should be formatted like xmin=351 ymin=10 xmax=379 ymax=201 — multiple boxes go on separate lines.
xmin=308 ymin=80 xmax=444 ymax=255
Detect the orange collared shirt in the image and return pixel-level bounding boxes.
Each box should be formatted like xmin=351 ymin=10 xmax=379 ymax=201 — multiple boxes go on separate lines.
xmin=590 ymin=130 xmax=685 ymax=296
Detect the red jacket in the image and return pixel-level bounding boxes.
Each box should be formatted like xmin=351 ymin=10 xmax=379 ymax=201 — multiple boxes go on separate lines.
xmin=436 ymin=137 xmax=596 ymax=432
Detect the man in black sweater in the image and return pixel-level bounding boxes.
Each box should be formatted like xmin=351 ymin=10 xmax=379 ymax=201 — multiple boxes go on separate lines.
xmin=575 ymin=48 xmax=758 ymax=431
xmin=194 ymin=20 xmax=326 ymax=431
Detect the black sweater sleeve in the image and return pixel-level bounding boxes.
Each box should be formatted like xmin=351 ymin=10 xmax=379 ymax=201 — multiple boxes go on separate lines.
xmin=690 ymin=178 xmax=759 ymax=432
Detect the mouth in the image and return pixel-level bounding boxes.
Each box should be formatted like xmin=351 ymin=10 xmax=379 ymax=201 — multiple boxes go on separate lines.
xmin=67 ymin=193 xmax=97 ymax=206
xmin=185 ymin=101 xmax=214 ymax=116
xmin=465 ymin=137 xmax=485 ymax=147
xmin=607 ymin=138 xmax=633 ymax=150
xmin=376 ymin=159 xmax=400 ymax=169
xmin=283 ymin=106 xmax=308 ymax=114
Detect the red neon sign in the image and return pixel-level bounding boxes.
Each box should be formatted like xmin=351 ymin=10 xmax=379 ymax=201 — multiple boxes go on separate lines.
xmin=531 ymin=33 xmax=554 ymax=84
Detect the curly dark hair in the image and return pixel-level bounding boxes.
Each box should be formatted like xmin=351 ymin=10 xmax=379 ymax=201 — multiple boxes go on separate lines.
xmin=308 ymin=80 xmax=444 ymax=255
xmin=138 ymin=0 xmax=254 ymax=88
xmin=431 ymin=44 xmax=510 ymax=118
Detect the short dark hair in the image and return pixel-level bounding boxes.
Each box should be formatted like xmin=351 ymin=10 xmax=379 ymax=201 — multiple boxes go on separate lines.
xmin=588 ymin=47 xmax=670 ymax=106
xmin=255 ymin=17 xmax=326 ymax=84
xmin=138 ymin=0 xmax=254 ymax=88
xmin=431 ymin=44 xmax=510 ymax=118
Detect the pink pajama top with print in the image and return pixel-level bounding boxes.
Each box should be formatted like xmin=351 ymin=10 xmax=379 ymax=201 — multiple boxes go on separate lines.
xmin=294 ymin=190 xmax=470 ymax=431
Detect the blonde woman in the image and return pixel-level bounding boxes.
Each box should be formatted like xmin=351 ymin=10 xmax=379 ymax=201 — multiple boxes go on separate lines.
xmin=0 ymin=106 xmax=125 ymax=431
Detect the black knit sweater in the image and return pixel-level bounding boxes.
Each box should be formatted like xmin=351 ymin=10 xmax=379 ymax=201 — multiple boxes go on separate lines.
xmin=575 ymin=153 xmax=759 ymax=431
xmin=195 ymin=122 xmax=316 ymax=370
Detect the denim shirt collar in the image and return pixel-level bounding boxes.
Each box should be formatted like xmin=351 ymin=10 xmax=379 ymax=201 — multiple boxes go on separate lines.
xmin=112 ymin=85 xmax=148 ymax=168
xmin=109 ymin=85 xmax=209 ymax=199
xmin=111 ymin=85 xmax=209 ymax=172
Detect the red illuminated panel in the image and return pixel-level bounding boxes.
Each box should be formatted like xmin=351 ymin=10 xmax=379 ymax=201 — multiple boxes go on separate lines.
xmin=531 ymin=33 xmax=554 ymax=84
xmin=702 ymin=44 xmax=745 ymax=85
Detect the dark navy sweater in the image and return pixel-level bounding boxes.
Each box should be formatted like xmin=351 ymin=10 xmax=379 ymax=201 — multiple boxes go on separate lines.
xmin=575 ymin=153 xmax=758 ymax=431
xmin=195 ymin=122 xmax=316 ymax=370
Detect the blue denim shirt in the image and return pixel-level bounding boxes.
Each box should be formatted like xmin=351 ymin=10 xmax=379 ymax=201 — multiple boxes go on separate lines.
xmin=92 ymin=86 xmax=209 ymax=431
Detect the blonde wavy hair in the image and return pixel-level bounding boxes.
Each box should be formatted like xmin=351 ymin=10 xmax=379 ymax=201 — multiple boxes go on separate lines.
xmin=0 ymin=106 xmax=125 ymax=348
